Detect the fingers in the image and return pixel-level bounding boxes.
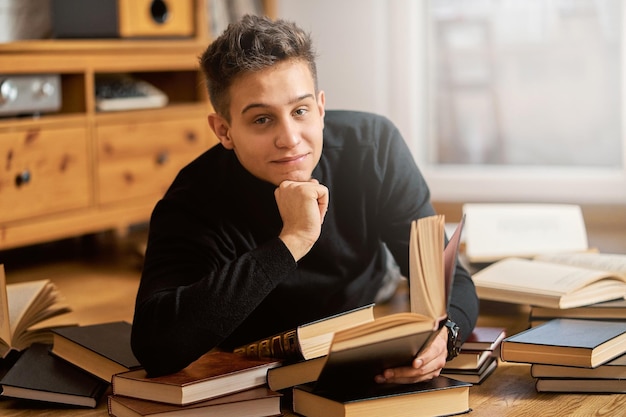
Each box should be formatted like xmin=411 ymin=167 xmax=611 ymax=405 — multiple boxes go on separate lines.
xmin=275 ymin=179 xmax=329 ymax=261
xmin=277 ymin=179 xmax=329 ymax=221
xmin=375 ymin=328 xmax=448 ymax=384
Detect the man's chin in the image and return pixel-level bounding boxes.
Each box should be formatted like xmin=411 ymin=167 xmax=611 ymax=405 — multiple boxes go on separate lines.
xmin=274 ymin=172 xmax=314 ymax=185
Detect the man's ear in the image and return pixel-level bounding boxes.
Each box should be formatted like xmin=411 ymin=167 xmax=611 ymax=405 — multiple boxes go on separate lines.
xmin=208 ymin=113 xmax=234 ymax=150
xmin=317 ymin=90 xmax=326 ymax=126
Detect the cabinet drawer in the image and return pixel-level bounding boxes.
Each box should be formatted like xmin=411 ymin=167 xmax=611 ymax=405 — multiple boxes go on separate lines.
xmin=0 ymin=126 xmax=90 ymax=223
xmin=96 ymin=117 xmax=209 ymax=204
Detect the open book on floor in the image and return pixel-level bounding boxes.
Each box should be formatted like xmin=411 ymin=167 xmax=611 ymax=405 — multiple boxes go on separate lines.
xmin=0 ymin=264 xmax=74 ymax=359
xmin=472 ymin=252 xmax=626 ymax=309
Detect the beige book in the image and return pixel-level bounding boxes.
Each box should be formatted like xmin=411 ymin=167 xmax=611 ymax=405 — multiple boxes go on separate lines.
xmin=472 ymin=254 xmax=626 ymax=309
xmin=0 ymin=265 xmax=73 ymax=358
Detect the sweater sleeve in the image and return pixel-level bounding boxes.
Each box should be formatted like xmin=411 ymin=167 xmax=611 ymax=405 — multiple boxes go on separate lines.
xmin=131 ymin=196 xmax=297 ymax=377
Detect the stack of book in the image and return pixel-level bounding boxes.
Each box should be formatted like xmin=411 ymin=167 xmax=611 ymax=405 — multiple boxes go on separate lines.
xmin=500 ymin=318 xmax=626 ymax=393
xmin=1 ymin=320 xmax=285 ymax=416
xmin=472 ymin=251 xmax=626 ymax=393
xmin=0 ymin=321 xmax=138 ymax=409
xmin=441 ymin=326 xmax=505 ymax=384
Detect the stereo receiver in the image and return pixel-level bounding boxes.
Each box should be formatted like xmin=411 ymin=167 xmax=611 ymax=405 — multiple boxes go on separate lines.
xmin=0 ymin=74 xmax=62 ymax=117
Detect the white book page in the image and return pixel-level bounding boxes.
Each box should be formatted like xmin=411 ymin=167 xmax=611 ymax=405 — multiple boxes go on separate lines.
xmin=463 ymin=203 xmax=588 ymax=263
xmin=472 ymin=257 xmax=617 ymax=295
xmin=535 ymin=253 xmax=626 ymax=276
xmin=0 ymin=265 xmax=11 ymax=346
xmin=6 ymin=280 xmax=47 ymax=336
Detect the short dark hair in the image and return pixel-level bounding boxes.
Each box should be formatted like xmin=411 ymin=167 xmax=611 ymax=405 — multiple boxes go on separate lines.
xmin=199 ymin=14 xmax=318 ymax=120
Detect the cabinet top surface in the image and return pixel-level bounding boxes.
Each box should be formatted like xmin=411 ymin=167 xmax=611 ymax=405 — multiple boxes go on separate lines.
xmin=0 ymin=38 xmax=208 ymax=55
xmin=0 ymin=39 xmax=207 ymax=73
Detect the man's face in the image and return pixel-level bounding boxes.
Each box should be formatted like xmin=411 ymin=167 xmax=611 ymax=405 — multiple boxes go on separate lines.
xmin=212 ymin=59 xmax=325 ymax=186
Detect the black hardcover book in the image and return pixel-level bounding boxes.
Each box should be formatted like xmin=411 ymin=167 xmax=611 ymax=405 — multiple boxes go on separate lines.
xmin=0 ymin=343 xmax=108 ymax=408
xmin=293 ymin=376 xmax=471 ymax=417
xmin=51 ymin=321 xmax=141 ymax=382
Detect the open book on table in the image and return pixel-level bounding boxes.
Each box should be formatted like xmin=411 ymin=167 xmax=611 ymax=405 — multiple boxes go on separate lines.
xmin=311 ymin=214 xmax=464 ymax=392
xmin=472 ymin=252 xmax=626 ymax=309
xmin=0 ymin=264 xmax=74 ymax=358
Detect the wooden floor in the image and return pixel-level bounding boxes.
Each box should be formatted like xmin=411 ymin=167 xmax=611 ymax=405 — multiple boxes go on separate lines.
xmin=0 ymin=225 xmax=625 ymax=416
xmin=0 ymin=228 xmax=148 ymax=328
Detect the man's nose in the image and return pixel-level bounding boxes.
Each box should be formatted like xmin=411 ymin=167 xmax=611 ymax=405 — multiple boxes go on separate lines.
xmin=275 ymin=119 xmax=301 ymax=148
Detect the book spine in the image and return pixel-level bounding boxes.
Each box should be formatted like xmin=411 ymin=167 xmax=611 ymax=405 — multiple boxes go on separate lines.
xmin=233 ymin=329 xmax=304 ymax=360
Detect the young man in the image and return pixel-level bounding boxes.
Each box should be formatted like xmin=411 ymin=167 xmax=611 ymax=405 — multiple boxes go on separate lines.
xmin=131 ymin=15 xmax=478 ymax=383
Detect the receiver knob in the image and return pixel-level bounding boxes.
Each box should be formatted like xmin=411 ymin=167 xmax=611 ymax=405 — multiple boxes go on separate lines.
xmin=32 ymin=79 xmax=56 ymax=99
xmin=0 ymin=79 xmax=18 ymax=106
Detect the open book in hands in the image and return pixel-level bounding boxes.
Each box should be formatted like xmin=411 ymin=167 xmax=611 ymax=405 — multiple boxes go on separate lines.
xmin=313 ymin=214 xmax=464 ymax=392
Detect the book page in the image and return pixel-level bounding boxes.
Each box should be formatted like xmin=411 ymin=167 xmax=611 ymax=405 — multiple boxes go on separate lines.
xmin=444 ymin=215 xmax=465 ymax=308
xmin=409 ymin=215 xmax=445 ymax=321
xmin=473 ymin=257 xmax=623 ymax=295
xmin=535 ymin=253 xmax=626 ymax=277
xmin=6 ymin=280 xmax=48 ymax=336
xmin=0 ymin=265 xmax=11 ymax=347
xmin=462 ymin=203 xmax=588 ymax=263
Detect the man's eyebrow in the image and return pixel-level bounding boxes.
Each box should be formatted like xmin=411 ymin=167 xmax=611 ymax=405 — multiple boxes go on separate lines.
xmin=241 ymin=93 xmax=315 ymax=115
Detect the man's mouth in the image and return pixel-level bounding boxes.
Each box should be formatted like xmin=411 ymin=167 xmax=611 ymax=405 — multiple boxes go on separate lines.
xmin=273 ymin=153 xmax=308 ymax=164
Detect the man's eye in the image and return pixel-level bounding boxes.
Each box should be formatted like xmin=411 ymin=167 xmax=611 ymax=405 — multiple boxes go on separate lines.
xmin=254 ymin=116 xmax=270 ymax=124
xmin=294 ymin=108 xmax=308 ymax=116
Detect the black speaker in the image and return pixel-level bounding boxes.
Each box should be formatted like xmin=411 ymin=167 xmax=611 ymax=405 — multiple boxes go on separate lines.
xmin=51 ymin=0 xmax=194 ymax=39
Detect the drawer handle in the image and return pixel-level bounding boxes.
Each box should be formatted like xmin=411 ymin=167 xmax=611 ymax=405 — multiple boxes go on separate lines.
xmin=15 ymin=169 xmax=31 ymax=187
xmin=186 ymin=131 xmax=197 ymax=143
xmin=156 ymin=151 xmax=169 ymax=165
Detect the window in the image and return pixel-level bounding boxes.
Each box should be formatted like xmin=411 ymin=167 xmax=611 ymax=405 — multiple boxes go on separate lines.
xmin=418 ymin=0 xmax=626 ymax=203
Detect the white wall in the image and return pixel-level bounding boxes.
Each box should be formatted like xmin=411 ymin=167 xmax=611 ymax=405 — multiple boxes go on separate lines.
xmin=276 ymin=1 xmax=626 ymax=204
xmin=277 ymin=0 xmax=425 ymax=161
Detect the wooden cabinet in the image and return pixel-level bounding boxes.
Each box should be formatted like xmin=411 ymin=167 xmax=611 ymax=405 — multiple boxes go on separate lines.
xmin=0 ymin=122 xmax=90 ymax=223
xmin=0 ymin=1 xmax=223 ymax=250
xmin=95 ymin=109 xmax=208 ymax=205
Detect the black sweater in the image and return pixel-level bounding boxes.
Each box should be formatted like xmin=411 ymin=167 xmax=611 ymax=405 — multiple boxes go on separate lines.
xmin=131 ymin=110 xmax=479 ymax=376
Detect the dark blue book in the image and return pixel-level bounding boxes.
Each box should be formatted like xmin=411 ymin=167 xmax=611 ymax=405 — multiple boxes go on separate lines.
xmin=501 ymin=318 xmax=626 ymax=368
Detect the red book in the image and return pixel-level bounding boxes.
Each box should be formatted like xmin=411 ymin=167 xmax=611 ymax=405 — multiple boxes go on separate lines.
xmin=108 ymin=386 xmax=282 ymax=417
xmin=112 ymin=351 xmax=281 ymax=406
xmin=462 ymin=326 xmax=506 ymax=351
